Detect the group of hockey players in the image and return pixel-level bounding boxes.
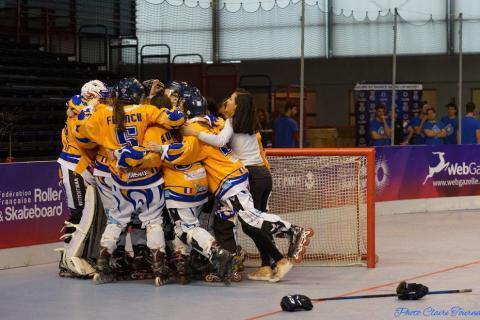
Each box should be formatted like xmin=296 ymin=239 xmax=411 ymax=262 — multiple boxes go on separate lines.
xmin=56 ymin=77 xmax=314 ymax=286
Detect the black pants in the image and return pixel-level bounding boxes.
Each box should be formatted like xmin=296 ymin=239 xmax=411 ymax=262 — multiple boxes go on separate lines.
xmin=243 ymin=165 xmax=283 ymax=266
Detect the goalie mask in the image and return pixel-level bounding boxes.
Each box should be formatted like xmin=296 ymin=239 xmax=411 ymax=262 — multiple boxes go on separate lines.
xmin=81 ymin=80 xmax=109 ymax=100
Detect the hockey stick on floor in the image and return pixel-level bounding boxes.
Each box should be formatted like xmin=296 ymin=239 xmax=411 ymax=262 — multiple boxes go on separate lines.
xmin=280 ymin=282 xmax=473 ymax=312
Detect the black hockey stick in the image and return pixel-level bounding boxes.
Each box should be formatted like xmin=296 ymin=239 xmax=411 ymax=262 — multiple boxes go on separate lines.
xmin=280 ymin=282 xmax=473 ymax=312
xmin=310 ymin=289 xmax=473 ymax=302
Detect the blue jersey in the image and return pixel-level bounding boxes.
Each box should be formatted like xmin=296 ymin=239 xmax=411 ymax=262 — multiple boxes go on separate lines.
xmin=423 ymin=120 xmax=445 ymax=145
xmin=369 ymin=118 xmax=390 ymax=146
xmin=440 ymin=115 xmax=458 ymax=144
xmin=409 ymin=116 xmax=425 ymax=145
xmin=272 ymin=116 xmax=298 ymax=148
xmin=461 ymin=116 xmax=480 ymax=144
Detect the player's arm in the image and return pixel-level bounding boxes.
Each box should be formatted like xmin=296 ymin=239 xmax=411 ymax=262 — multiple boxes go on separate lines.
xmin=146 ymin=104 xmax=185 ymax=130
xmin=476 ymin=129 xmax=480 ymax=144
xmin=189 ymin=118 xmax=233 ymax=147
xmin=148 ymin=135 xmax=206 ymax=166
xmin=72 ymin=108 xmax=99 ymax=150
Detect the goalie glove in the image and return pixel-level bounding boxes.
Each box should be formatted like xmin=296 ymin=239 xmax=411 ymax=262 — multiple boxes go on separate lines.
xmin=396 ymin=281 xmax=429 ymax=300
xmin=114 ymin=146 xmax=147 ymax=169
xmin=280 ymin=295 xmax=313 ymax=312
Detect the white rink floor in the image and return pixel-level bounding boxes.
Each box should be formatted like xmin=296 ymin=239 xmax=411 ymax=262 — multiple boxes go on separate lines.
xmin=1 ymin=211 xmax=480 ymax=320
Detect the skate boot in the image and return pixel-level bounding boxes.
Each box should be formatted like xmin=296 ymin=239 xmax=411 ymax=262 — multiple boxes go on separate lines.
xmin=269 ymin=258 xmax=293 ymax=282
xmin=206 ymin=246 xmax=234 ymax=285
xmin=231 ymin=252 xmax=243 ymax=282
xmin=131 ymin=245 xmax=154 ymax=280
xmin=235 ymin=245 xmax=246 ymax=272
xmin=287 ymin=226 xmax=314 ymax=263
xmin=111 ymin=245 xmax=133 ymax=280
xmin=151 ymin=249 xmax=170 ymax=286
xmin=173 ymin=251 xmax=191 ymax=285
xmin=190 ymin=251 xmax=212 ymax=281
xmin=93 ymin=247 xmax=116 ymax=285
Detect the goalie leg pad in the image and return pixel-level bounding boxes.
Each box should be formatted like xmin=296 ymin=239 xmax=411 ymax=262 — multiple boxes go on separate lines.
xmin=56 ymin=185 xmax=97 ymax=276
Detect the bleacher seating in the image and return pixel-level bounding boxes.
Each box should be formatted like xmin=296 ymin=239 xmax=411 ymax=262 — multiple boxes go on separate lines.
xmin=0 ymin=36 xmax=116 ymax=161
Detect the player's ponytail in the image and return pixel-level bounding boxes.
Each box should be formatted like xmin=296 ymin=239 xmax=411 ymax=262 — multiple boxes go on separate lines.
xmin=232 ymin=88 xmax=260 ymax=135
xmin=112 ymin=98 xmax=127 ymax=131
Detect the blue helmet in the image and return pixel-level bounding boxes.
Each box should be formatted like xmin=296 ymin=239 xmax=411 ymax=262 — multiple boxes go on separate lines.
xmin=166 ymin=80 xmax=188 ymax=95
xmin=184 ymin=94 xmax=207 ymax=118
xmin=179 ymin=86 xmax=201 ymax=105
xmin=115 ymin=78 xmax=144 ymax=103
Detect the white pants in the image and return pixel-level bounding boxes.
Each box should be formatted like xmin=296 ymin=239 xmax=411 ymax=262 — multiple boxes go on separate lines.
xmin=168 ymin=205 xmax=215 ymax=258
xmin=95 ymin=176 xmax=113 ymax=216
xmin=101 ymin=184 xmax=165 ymax=253
xmin=220 ymin=188 xmax=291 ymax=235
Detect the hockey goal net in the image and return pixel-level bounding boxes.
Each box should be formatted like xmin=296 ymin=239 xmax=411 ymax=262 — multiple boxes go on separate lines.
xmin=238 ymin=148 xmax=376 ymax=268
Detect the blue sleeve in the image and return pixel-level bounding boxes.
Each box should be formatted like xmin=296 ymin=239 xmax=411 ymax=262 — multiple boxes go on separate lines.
xmin=290 ymin=119 xmax=298 ymax=132
xmin=369 ymin=120 xmax=379 ymax=133
xmin=422 ymin=122 xmax=432 ymax=131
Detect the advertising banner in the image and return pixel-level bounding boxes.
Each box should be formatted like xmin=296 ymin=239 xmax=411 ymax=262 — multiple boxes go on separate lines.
xmin=0 ymin=161 xmax=68 ymax=249
xmin=354 ymin=83 xmax=423 ymax=146
xmin=376 ymin=145 xmax=480 ymax=202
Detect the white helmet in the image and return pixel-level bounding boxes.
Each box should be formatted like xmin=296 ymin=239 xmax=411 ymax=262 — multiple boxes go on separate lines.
xmin=81 ymin=80 xmax=108 ymax=99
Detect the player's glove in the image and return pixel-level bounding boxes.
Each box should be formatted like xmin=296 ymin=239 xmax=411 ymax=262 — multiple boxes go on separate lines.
xmin=396 ymin=281 xmax=429 ymax=300
xmin=280 ymin=295 xmax=313 ymax=312
xmin=114 ymin=145 xmax=146 ymax=169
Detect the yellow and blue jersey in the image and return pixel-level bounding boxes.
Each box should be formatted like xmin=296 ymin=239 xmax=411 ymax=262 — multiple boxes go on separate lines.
xmin=140 ymin=126 xmax=209 ymax=208
xmin=74 ymin=103 xmax=184 ymax=189
xmin=57 ymin=95 xmax=89 ymax=171
xmin=163 ymin=119 xmax=248 ymax=199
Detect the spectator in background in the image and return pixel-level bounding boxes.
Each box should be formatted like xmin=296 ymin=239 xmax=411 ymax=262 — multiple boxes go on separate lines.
xmin=272 ymin=101 xmax=299 ymax=147
xmin=423 ymin=107 xmax=446 ymax=145
xmin=258 ymin=108 xmax=272 ymax=148
xmin=403 ymin=101 xmax=429 ymax=145
xmin=387 ymin=108 xmax=405 ymax=145
xmin=440 ymin=102 xmax=458 ymax=144
xmin=369 ymin=103 xmax=391 ymax=146
xmin=461 ymin=102 xmax=480 ymax=144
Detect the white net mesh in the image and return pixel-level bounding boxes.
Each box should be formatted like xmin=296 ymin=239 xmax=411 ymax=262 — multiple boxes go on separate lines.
xmin=238 ymin=154 xmax=370 ymax=267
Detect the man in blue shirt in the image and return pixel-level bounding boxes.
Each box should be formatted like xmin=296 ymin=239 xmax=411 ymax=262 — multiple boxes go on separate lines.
xmin=272 ymin=102 xmax=299 ymax=147
xmin=403 ymin=101 xmax=428 ymax=145
xmin=440 ymin=102 xmax=458 ymax=144
xmin=423 ymin=107 xmax=447 ymax=145
xmin=461 ymin=102 xmax=480 ymax=144
xmin=369 ymin=104 xmax=391 ymax=146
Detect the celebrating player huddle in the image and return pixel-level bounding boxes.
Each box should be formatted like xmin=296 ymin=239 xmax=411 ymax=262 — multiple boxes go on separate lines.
xmin=56 ymin=77 xmax=314 ymax=286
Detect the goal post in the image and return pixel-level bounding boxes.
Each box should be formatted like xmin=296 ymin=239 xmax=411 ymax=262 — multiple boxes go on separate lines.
xmin=238 ymin=148 xmax=376 ymax=268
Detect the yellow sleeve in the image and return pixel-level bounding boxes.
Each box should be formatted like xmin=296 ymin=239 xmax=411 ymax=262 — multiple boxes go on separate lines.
xmin=73 ymin=110 xmax=100 ymax=150
xmin=164 ymin=136 xmax=206 ymax=166
xmin=145 ymin=104 xmax=184 ymax=130
xmin=256 ymin=132 xmax=270 ymax=169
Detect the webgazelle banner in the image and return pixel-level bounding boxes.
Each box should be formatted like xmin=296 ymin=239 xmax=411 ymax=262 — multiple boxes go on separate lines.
xmin=0 ymin=161 xmax=68 ymax=249
xmin=375 ymin=145 xmax=480 ymax=202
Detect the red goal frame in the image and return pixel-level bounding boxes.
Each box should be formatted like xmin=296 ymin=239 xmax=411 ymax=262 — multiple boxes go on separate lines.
xmin=265 ymin=148 xmax=376 ymax=268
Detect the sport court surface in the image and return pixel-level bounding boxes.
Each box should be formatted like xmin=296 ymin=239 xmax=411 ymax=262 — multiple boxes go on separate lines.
xmin=1 ymin=211 xmax=479 ymax=320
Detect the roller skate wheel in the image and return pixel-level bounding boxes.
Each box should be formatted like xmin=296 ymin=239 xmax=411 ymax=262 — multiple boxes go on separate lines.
xmin=232 ymin=273 xmax=242 ymax=282
xmin=205 ymin=274 xmax=218 ymax=282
